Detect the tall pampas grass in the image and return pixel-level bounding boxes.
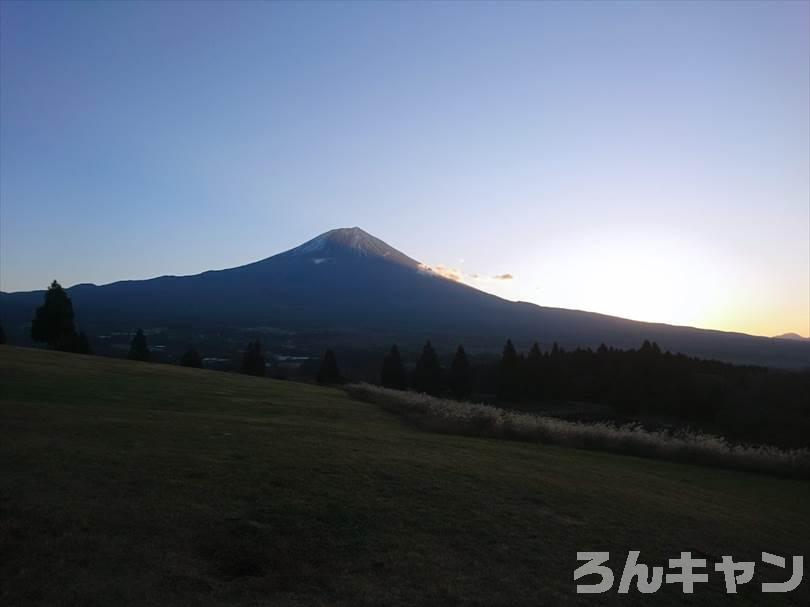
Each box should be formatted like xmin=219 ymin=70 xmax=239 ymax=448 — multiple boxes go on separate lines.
xmin=346 ymin=383 xmax=810 ymax=478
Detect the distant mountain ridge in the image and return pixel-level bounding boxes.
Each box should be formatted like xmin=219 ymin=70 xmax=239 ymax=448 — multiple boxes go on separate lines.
xmin=773 ymin=332 xmax=809 ymax=341
xmin=2 ymin=227 xmax=809 ymax=368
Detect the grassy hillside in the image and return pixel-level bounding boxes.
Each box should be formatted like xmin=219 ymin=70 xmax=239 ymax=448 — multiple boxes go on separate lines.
xmin=1 ymin=346 xmax=807 ymax=606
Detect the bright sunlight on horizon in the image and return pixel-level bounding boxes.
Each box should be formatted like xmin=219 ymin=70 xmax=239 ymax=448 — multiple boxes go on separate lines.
xmin=437 ymin=229 xmax=809 ymax=339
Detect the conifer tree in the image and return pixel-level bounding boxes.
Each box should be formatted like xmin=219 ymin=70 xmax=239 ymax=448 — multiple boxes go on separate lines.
xmin=412 ymin=340 xmax=442 ymax=396
xmin=547 ymin=341 xmax=564 ymax=399
xmin=240 ymin=340 xmax=265 ymax=376
xmin=74 ymin=332 xmax=92 ymax=355
xmin=317 ymin=349 xmax=342 ymax=384
xmin=497 ymin=338 xmax=521 ymax=401
xmin=381 ymin=344 xmax=407 ymax=390
xmin=31 ymin=280 xmax=77 ymax=350
xmin=526 ymin=341 xmax=544 ymax=399
xmin=180 ymin=347 xmax=203 ymax=368
xmin=128 ymin=329 xmax=150 ymax=362
xmin=448 ymin=345 xmax=473 ymax=400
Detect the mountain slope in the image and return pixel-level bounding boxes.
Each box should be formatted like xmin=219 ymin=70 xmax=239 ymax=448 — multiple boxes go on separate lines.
xmin=2 ymin=227 xmax=809 ymax=367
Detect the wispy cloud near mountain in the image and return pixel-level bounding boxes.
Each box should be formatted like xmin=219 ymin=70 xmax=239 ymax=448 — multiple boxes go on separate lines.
xmin=420 ymin=263 xmax=514 ymax=285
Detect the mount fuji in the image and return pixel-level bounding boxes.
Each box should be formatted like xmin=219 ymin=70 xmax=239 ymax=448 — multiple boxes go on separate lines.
xmin=2 ymin=227 xmax=808 ymax=367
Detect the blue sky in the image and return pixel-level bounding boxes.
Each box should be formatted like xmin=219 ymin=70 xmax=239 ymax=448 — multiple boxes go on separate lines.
xmin=1 ymin=1 xmax=808 ymax=336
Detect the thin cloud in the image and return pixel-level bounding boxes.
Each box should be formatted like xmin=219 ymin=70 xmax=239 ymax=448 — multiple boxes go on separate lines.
xmin=434 ymin=265 xmax=463 ymax=282
xmin=418 ymin=263 xmax=463 ymax=282
xmin=420 ymin=264 xmax=514 ymax=284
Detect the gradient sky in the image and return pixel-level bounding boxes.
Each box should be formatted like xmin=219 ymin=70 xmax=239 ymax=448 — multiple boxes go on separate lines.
xmin=1 ymin=1 xmax=808 ymax=337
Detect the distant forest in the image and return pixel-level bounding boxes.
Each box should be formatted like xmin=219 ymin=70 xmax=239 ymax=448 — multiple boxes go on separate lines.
xmin=3 ymin=280 xmax=808 ymax=450
xmin=354 ymin=340 xmax=810 ymax=450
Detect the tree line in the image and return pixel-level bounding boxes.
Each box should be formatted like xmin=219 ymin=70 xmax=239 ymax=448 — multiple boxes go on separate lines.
xmin=309 ymin=339 xmax=808 ymax=449
xmin=372 ymin=339 xmax=810 ymax=449
xmin=3 ymin=281 xmax=347 ymax=384
xmin=4 ymin=280 xmax=807 ymax=448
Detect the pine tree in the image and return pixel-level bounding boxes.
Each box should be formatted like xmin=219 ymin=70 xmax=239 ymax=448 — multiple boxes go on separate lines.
xmin=448 ymin=345 xmax=473 ymax=400
xmin=526 ymin=341 xmax=543 ymax=399
xmin=497 ymin=338 xmax=521 ymax=401
xmin=381 ymin=344 xmax=407 ymax=390
xmin=240 ymin=340 xmax=265 ymax=376
xmin=180 ymin=347 xmax=203 ymax=368
xmin=74 ymin=332 xmax=92 ymax=355
xmin=31 ymin=280 xmax=77 ymax=350
xmin=128 ymin=329 xmax=150 ymax=361
xmin=317 ymin=349 xmax=342 ymax=384
xmin=412 ymin=340 xmax=442 ymax=396
xmin=548 ymin=341 xmax=564 ymax=399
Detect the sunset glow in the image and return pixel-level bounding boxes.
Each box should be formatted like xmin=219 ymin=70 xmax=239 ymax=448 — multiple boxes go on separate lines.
xmin=451 ymin=230 xmax=809 ymax=338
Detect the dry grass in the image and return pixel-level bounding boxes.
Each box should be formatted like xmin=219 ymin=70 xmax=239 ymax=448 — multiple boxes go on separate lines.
xmin=3 ymin=347 xmax=810 ymax=606
xmin=346 ymin=383 xmax=810 ymax=478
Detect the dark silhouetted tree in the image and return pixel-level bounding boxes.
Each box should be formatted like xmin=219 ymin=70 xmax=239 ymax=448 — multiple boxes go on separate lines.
xmin=0 ymin=322 xmax=6 ymax=345
xmin=497 ymin=339 xmax=521 ymax=401
xmin=548 ymin=341 xmax=565 ymax=399
xmin=317 ymin=349 xmax=342 ymax=384
xmin=31 ymin=280 xmax=77 ymax=350
xmin=180 ymin=347 xmax=203 ymax=368
xmin=240 ymin=340 xmax=265 ymax=376
xmin=73 ymin=332 xmax=92 ymax=355
xmin=412 ymin=340 xmax=442 ymax=396
xmin=381 ymin=344 xmax=407 ymax=390
xmin=526 ymin=341 xmax=544 ymax=399
xmin=128 ymin=329 xmax=150 ymax=361
xmin=448 ymin=345 xmax=473 ymax=400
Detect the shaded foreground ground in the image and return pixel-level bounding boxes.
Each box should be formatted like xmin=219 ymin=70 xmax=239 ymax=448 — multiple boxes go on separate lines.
xmin=1 ymin=346 xmax=807 ymax=606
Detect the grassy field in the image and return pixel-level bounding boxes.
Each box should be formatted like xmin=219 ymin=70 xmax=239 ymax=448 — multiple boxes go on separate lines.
xmin=1 ymin=346 xmax=808 ymax=606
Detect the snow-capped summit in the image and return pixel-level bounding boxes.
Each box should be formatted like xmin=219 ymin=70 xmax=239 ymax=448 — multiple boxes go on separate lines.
xmin=279 ymin=227 xmax=419 ymax=268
